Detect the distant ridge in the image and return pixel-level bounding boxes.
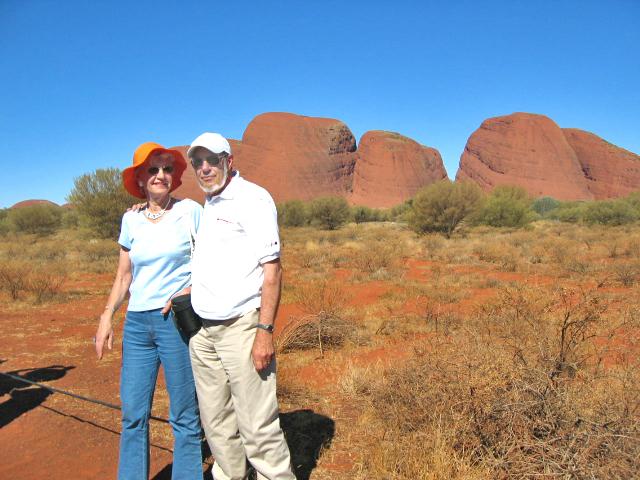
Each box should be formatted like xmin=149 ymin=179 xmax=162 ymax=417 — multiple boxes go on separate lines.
xmin=13 ymin=111 xmax=640 ymax=209
xmin=10 ymin=199 xmax=60 ymax=209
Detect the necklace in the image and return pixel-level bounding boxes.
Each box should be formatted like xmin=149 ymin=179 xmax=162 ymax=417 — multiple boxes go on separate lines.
xmin=144 ymin=196 xmax=172 ymax=220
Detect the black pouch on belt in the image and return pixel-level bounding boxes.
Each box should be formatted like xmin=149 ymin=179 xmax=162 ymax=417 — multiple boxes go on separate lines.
xmin=171 ymin=293 xmax=202 ymax=337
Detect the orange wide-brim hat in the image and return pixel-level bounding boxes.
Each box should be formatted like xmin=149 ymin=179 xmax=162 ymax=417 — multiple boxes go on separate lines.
xmin=122 ymin=142 xmax=187 ymax=199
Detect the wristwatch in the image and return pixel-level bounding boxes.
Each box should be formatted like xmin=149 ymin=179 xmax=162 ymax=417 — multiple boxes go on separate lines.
xmin=256 ymin=323 xmax=274 ymax=333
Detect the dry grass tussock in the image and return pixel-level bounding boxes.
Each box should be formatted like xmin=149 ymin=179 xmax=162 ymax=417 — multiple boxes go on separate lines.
xmin=343 ymin=285 xmax=640 ymax=479
xmin=276 ymin=278 xmax=365 ymax=356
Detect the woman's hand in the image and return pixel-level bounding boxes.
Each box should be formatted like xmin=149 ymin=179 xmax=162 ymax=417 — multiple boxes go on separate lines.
xmin=95 ymin=312 xmax=114 ymax=360
xmin=161 ymin=286 xmax=192 ymax=315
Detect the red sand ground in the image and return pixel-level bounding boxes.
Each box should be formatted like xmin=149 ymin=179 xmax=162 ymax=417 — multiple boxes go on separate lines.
xmin=1 ymin=258 xmax=637 ymax=479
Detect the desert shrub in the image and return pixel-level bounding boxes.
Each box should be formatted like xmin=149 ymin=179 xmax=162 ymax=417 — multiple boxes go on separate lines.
xmin=277 ymin=200 xmax=309 ymax=227
xmin=409 ymin=180 xmax=484 ymax=238
xmin=67 ymin=167 xmax=136 ymax=239
xmin=61 ymin=207 xmax=80 ymax=228
xmin=277 ymin=279 xmax=357 ymax=356
xmin=623 ymin=191 xmax=640 ymax=211
xmin=549 ymin=201 xmax=587 ymax=223
xmin=26 ymin=262 xmax=67 ymax=303
xmin=388 ymin=200 xmax=412 ymax=222
xmin=81 ymin=239 xmax=119 ymax=261
xmin=531 ymin=196 xmax=560 ymax=217
xmin=355 ymin=287 xmax=640 ymax=479
xmin=7 ymin=204 xmax=63 ymax=235
xmin=0 ymin=209 xmax=8 ymax=235
xmin=308 ymin=196 xmax=350 ymax=230
xmin=613 ymin=262 xmax=639 ymax=287
xmin=350 ymin=240 xmax=406 ymax=277
xmin=351 ymin=205 xmax=383 ymax=224
xmin=475 ymin=185 xmax=535 ymax=228
xmin=0 ymin=260 xmax=32 ymax=299
xmin=582 ymin=199 xmax=639 ymax=226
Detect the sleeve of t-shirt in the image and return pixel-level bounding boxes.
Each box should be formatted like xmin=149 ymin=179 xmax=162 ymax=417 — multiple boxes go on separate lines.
xmin=118 ymin=213 xmax=132 ymax=250
xmin=240 ymin=191 xmax=281 ymax=264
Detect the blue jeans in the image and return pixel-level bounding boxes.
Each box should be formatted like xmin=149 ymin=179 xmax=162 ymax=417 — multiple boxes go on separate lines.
xmin=118 ymin=309 xmax=202 ymax=480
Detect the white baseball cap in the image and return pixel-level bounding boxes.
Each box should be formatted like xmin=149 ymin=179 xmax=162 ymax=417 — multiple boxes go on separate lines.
xmin=187 ymin=132 xmax=232 ymax=158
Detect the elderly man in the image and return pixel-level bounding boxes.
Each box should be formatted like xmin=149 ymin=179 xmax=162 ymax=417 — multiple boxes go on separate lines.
xmin=187 ymin=132 xmax=295 ymax=480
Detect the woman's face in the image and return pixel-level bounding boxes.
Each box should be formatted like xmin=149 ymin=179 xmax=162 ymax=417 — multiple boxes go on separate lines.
xmin=137 ymin=152 xmax=175 ymax=198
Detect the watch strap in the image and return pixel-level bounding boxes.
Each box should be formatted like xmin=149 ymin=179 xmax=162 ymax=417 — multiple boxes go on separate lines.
xmin=256 ymin=323 xmax=274 ymax=333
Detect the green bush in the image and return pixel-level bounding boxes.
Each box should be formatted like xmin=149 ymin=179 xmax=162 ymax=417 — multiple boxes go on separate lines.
xmin=278 ymin=200 xmax=309 ymax=227
xmin=0 ymin=209 xmax=9 ymax=236
xmin=532 ymin=196 xmax=560 ymax=217
xmin=61 ymin=207 xmax=80 ymax=228
xmin=549 ymin=201 xmax=587 ymax=223
xmin=623 ymin=191 xmax=640 ymax=211
xmin=388 ymin=201 xmax=412 ymax=223
xmin=351 ymin=205 xmax=383 ymax=224
xmin=67 ymin=168 xmax=137 ymax=239
xmin=582 ymin=199 xmax=639 ymax=226
xmin=7 ymin=204 xmax=63 ymax=235
xmin=309 ymin=197 xmax=350 ymax=230
xmin=475 ymin=185 xmax=535 ymax=228
xmin=409 ymin=180 xmax=484 ymax=237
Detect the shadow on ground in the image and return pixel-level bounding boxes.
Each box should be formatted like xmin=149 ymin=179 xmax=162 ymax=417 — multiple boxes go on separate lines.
xmin=152 ymin=409 xmax=334 ymax=480
xmin=0 ymin=362 xmax=75 ymax=428
xmin=282 ymin=409 xmax=335 ymax=480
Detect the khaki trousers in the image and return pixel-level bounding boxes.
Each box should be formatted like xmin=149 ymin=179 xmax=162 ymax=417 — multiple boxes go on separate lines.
xmin=189 ymin=309 xmax=295 ymax=480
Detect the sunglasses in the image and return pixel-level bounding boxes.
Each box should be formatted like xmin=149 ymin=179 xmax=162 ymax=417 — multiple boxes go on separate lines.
xmin=191 ymin=154 xmax=228 ymax=170
xmin=147 ymin=165 xmax=174 ymax=175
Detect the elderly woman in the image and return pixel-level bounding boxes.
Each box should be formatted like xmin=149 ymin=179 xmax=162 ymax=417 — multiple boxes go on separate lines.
xmin=94 ymin=142 xmax=203 ymax=480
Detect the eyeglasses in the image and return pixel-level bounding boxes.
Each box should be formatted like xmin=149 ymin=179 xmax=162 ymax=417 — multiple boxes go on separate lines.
xmin=147 ymin=165 xmax=174 ymax=175
xmin=191 ymin=154 xmax=228 ymax=170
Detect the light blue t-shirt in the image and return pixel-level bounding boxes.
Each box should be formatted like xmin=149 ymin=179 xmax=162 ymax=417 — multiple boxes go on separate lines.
xmin=118 ymin=198 xmax=203 ymax=312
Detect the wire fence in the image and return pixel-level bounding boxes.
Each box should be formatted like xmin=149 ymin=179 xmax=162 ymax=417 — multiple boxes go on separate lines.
xmin=1 ymin=370 xmax=169 ymax=424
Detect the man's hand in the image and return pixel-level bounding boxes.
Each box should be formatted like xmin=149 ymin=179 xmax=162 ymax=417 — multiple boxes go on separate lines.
xmin=127 ymin=202 xmax=146 ymax=213
xmin=95 ymin=313 xmax=114 ymax=360
xmin=251 ymin=329 xmax=275 ymax=372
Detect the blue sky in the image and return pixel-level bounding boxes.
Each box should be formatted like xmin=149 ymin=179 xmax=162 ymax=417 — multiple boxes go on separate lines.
xmin=1 ymin=0 xmax=638 ymax=208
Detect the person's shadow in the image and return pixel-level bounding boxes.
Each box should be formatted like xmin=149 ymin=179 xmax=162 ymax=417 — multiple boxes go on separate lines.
xmin=0 ymin=360 xmax=75 ymax=428
xmin=151 ymin=409 xmax=335 ymax=480
xmin=281 ymin=409 xmax=335 ymax=480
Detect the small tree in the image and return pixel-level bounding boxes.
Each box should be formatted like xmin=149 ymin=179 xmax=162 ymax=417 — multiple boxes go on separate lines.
xmin=0 ymin=208 xmax=9 ymax=235
xmin=277 ymin=200 xmax=308 ymax=227
xmin=67 ymin=168 xmax=137 ymax=239
xmin=475 ymin=185 xmax=535 ymax=228
xmin=409 ymin=180 xmax=484 ymax=237
xmin=532 ymin=196 xmax=560 ymax=217
xmin=7 ymin=204 xmax=63 ymax=235
xmin=583 ymin=199 xmax=639 ymax=226
xmin=309 ymin=197 xmax=350 ymax=230
xmin=351 ymin=205 xmax=382 ymax=224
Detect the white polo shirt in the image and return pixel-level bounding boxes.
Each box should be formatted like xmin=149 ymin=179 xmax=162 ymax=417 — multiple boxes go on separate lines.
xmin=191 ymin=173 xmax=280 ymax=320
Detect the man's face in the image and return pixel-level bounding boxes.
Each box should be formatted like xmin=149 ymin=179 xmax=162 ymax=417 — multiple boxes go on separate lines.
xmin=190 ymin=146 xmax=232 ymax=194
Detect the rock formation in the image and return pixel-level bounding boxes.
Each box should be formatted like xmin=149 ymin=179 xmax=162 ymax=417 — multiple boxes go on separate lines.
xmin=456 ymin=113 xmax=594 ymax=200
xmin=350 ymin=131 xmax=447 ymax=207
xmin=456 ymin=112 xmax=640 ymax=200
xmin=563 ymin=128 xmax=640 ymax=199
xmin=173 ymin=112 xmax=446 ymax=208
